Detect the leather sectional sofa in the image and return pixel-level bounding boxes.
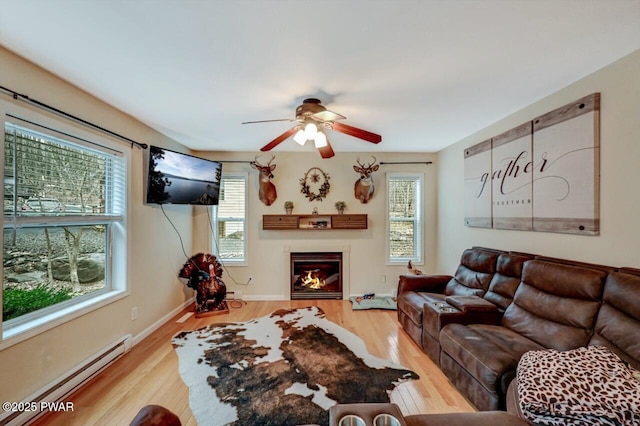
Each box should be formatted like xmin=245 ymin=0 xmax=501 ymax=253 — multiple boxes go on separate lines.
xmin=397 ymin=247 xmax=640 ymax=421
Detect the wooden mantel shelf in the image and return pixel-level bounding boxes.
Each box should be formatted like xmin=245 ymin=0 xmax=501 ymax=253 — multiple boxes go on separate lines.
xmin=262 ymin=214 xmax=368 ymax=230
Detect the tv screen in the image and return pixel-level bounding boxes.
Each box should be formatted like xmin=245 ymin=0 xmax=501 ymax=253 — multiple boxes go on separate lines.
xmin=146 ymin=145 xmax=222 ymax=205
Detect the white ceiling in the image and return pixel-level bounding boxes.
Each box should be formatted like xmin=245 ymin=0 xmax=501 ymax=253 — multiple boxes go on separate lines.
xmin=1 ymin=0 xmax=639 ymax=154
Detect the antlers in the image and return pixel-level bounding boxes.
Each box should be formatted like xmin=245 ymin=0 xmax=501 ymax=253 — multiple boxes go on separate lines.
xmin=355 ymin=155 xmax=378 ymax=172
xmin=253 ymin=154 xmax=275 ymax=169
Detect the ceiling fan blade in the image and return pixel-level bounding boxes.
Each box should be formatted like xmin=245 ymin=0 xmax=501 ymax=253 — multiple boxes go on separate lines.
xmin=311 ymin=109 xmax=346 ymax=122
xmin=260 ymin=127 xmax=298 ymax=151
xmin=318 ymin=137 xmax=335 ymax=159
xmin=242 ymin=118 xmax=293 ymax=124
xmin=331 ymin=122 xmax=382 ymax=143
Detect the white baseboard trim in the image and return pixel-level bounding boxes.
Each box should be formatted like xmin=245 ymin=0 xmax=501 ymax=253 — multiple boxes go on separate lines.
xmin=0 ymin=335 xmax=132 ymax=426
xmin=349 ymin=293 xmax=393 ymax=298
xmin=132 ymin=294 xmax=398 ymax=348
xmin=132 ymin=297 xmax=194 ymax=346
xmin=242 ymin=295 xmax=286 ymax=301
xmin=241 ymin=295 xmax=395 ymax=301
xmin=0 ymin=298 xmax=195 ymax=426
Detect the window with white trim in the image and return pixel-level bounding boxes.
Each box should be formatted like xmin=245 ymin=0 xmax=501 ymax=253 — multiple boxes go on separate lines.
xmin=2 ymin=115 xmax=127 ymax=342
xmin=212 ymin=173 xmax=247 ymax=264
xmin=386 ymin=172 xmax=423 ymax=264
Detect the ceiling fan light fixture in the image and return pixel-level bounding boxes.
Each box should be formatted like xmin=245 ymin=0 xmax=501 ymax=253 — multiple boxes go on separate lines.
xmin=314 ymin=131 xmax=327 ymax=148
xmin=250 ymin=99 xmax=382 ymax=157
xmin=304 ymin=122 xmax=318 ymax=140
xmin=293 ymin=129 xmax=307 ymax=145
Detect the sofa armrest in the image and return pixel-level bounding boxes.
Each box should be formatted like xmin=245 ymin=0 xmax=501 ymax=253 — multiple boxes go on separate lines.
xmin=405 ymin=411 xmax=530 ymax=426
xmin=423 ymin=302 xmax=466 ymax=339
xmin=444 ymin=295 xmax=500 ymax=325
xmin=505 ymin=378 xmax=525 ymax=420
xmin=444 ymin=295 xmax=496 ymax=311
xmin=398 ymin=274 xmax=452 ymax=294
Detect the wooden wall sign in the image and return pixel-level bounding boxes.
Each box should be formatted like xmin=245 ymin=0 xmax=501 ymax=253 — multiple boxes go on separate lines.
xmin=532 ymin=93 xmax=600 ymax=234
xmin=464 ymin=93 xmax=600 ymax=235
xmin=492 ymin=122 xmax=533 ymax=231
xmin=464 ymin=139 xmax=492 ymax=228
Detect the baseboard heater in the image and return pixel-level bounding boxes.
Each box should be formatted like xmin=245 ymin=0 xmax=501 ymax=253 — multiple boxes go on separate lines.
xmin=0 ymin=334 xmax=132 ymax=426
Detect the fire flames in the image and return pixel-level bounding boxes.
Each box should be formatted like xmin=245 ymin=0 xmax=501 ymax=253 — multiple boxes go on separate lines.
xmin=301 ymin=270 xmax=325 ymax=289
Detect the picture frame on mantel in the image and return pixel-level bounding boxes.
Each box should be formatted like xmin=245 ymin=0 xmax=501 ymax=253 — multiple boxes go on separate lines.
xmin=464 ymin=93 xmax=600 ymax=235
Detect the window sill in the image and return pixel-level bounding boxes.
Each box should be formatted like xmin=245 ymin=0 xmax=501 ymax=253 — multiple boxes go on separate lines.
xmin=387 ymin=260 xmax=423 ymax=266
xmin=0 ymin=289 xmax=128 ymax=351
xmin=220 ymin=259 xmax=248 ymax=267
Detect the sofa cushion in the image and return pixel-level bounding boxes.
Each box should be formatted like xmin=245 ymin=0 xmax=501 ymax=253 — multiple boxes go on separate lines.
xmin=439 ymin=323 xmax=544 ymax=396
xmin=589 ymin=268 xmax=640 ymax=369
xmin=501 ymin=260 xmax=607 ymax=350
xmin=444 ymin=248 xmax=500 ymax=297
xmin=483 ymin=253 xmax=532 ymax=311
xmin=516 ymin=345 xmax=640 ymax=426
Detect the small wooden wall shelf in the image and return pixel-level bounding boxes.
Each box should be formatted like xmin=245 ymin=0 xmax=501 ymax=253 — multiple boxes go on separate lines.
xmin=263 ymin=214 xmax=368 ymax=230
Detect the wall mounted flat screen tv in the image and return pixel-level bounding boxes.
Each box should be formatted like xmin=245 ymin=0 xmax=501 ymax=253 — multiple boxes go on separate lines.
xmin=146 ymin=145 xmax=222 ymax=205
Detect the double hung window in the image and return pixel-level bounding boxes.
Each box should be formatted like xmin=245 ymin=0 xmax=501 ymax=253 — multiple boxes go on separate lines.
xmin=2 ymin=115 xmax=127 ymax=342
xmin=387 ymin=173 xmax=423 ymax=264
xmin=212 ymin=173 xmax=247 ymax=264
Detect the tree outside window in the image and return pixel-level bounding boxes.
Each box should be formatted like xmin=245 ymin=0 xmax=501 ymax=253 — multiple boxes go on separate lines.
xmin=3 ymin=123 xmax=124 ymax=324
xmin=387 ymin=173 xmax=423 ymax=263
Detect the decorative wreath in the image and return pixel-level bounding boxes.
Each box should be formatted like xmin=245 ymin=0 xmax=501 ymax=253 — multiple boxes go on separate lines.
xmin=300 ymin=167 xmax=331 ymax=201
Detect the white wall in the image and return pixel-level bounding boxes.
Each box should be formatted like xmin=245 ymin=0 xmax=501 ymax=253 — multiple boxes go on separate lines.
xmin=5 ymin=40 xmax=634 ymax=406
xmin=0 ymin=47 xmax=194 ymax=403
xmin=192 ymin=151 xmax=438 ymax=298
xmin=436 ymin=49 xmax=640 ymax=273
xmin=0 ymin=46 xmax=439 ymax=404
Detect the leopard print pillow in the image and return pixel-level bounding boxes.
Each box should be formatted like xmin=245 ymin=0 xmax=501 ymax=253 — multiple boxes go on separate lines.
xmin=517 ymin=345 xmax=640 ymax=426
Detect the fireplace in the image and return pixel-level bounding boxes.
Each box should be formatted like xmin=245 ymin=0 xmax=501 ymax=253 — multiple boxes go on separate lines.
xmin=290 ymin=252 xmax=342 ymax=299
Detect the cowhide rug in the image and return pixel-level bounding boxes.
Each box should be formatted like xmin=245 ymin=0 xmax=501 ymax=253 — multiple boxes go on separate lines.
xmin=172 ymin=306 xmax=419 ymax=426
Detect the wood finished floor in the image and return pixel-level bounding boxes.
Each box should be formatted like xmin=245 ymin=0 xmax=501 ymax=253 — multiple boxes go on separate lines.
xmin=33 ymin=300 xmax=475 ymax=425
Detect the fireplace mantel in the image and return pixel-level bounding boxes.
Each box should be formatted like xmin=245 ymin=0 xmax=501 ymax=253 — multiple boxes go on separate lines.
xmin=263 ymin=214 xmax=367 ymax=230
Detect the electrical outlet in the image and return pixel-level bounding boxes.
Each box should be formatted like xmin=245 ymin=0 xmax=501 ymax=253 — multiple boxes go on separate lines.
xmin=380 ymin=274 xmax=387 ymax=284
xmin=248 ymin=276 xmax=253 ymax=285
xmin=131 ymin=306 xmax=138 ymax=321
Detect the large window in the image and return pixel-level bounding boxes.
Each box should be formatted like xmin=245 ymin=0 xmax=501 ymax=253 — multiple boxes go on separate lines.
xmin=387 ymin=173 xmax=423 ymax=264
xmin=212 ymin=173 xmax=247 ymax=264
xmin=2 ymin=116 xmax=127 ymax=342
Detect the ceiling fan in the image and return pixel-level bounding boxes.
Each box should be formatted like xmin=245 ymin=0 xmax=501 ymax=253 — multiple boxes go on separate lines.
xmin=242 ymin=98 xmax=382 ymax=159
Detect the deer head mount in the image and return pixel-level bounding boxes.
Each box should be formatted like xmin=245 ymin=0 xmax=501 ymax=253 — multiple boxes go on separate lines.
xmin=250 ymin=154 xmax=277 ymax=206
xmin=353 ymin=156 xmax=379 ymax=204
